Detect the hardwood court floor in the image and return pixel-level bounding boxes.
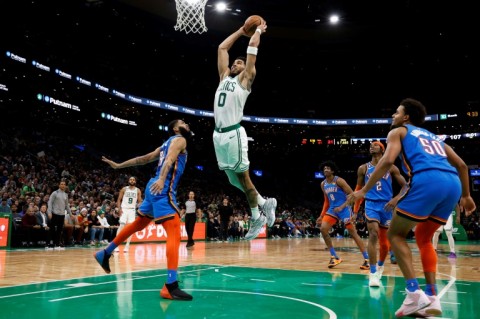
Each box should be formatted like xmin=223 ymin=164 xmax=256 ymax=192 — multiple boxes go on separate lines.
xmin=0 ymin=237 xmax=479 ymax=319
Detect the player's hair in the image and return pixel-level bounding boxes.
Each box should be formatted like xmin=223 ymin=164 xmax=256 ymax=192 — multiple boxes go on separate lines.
xmin=371 ymin=141 xmax=385 ymax=153
xmin=400 ymin=98 xmax=427 ymax=126
xmin=319 ymin=160 xmax=338 ymax=173
xmin=235 ymin=56 xmax=246 ymax=63
xmin=168 ymin=119 xmax=180 ymax=136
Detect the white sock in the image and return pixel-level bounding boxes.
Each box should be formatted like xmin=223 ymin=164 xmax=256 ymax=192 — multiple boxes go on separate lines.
xmin=445 ymin=230 xmax=455 ymax=253
xmin=251 ymin=207 xmax=260 ymax=220
xmin=432 ymin=230 xmax=441 ymax=249
xmin=257 ymin=194 xmax=266 ymax=207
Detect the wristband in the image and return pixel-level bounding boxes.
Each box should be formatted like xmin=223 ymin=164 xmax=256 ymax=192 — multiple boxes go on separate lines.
xmin=247 ymin=46 xmax=258 ymax=55
xmin=255 ymin=28 xmax=262 ymax=34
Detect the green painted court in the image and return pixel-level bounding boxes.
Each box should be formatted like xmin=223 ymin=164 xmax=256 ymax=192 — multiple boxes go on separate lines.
xmin=1 ymin=263 xmax=477 ymax=319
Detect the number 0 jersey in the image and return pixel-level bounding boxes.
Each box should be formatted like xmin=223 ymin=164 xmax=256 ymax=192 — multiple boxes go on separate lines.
xmin=214 ymin=75 xmax=250 ymax=129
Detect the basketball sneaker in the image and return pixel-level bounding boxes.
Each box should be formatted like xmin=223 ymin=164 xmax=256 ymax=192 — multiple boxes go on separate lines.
xmin=376 ymin=265 xmax=385 ymax=279
xmin=390 ymin=255 xmax=398 ymax=264
xmin=369 ymin=272 xmax=381 ymax=287
xmin=328 ymin=256 xmax=342 ymax=268
xmin=160 ymin=281 xmax=193 ymax=301
xmin=360 ymin=259 xmax=370 ymax=270
xmin=448 ymin=252 xmax=457 ymax=259
xmin=262 ymin=197 xmax=277 ymax=227
xmin=394 ymin=289 xmax=431 ymax=317
xmin=414 ymin=295 xmax=442 ymax=317
xmin=244 ymin=214 xmax=266 ymax=240
xmin=94 ymin=249 xmax=112 ymax=274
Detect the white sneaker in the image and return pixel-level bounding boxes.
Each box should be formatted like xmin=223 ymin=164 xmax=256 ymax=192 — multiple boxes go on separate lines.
xmin=377 ymin=265 xmax=384 ymax=279
xmin=395 ymin=289 xmax=431 ymax=317
xmin=123 ymin=244 xmax=130 ymax=253
xmin=114 ymin=247 xmax=120 ymax=253
xmin=369 ymin=272 xmax=381 ymax=287
xmin=263 ymin=198 xmax=277 ymax=227
xmin=414 ymin=295 xmax=442 ymax=317
xmin=244 ymin=214 xmax=267 ymax=240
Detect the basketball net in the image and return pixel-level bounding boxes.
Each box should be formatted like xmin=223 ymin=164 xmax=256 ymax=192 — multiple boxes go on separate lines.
xmin=174 ymin=0 xmax=208 ymax=34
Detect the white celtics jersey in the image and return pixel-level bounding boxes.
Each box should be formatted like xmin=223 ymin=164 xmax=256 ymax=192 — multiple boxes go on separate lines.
xmin=121 ymin=187 xmax=138 ymax=209
xmin=214 ymin=76 xmax=250 ymax=129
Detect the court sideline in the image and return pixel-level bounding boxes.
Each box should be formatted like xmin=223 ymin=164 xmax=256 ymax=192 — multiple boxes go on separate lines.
xmin=0 ymin=238 xmax=478 ymax=318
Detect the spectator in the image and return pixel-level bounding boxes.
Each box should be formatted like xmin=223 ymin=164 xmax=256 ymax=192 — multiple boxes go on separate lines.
xmin=218 ymin=197 xmax=233 ymax=242
xmin=206 ymin=211 xmax=220 ymax=241
xmin=21 ymin=205 xmax=40 ymax=247
xmin=105 ymin=206 xmax=120 ymax=242
xmin=21 ymin=179 xmax=36 ymax=197
xmin=63 ymin=206 xmax=81 ymax=246
xmin=355 ymin=217 xmax=368 ymax=238
xmin=35 ymin=203 xmax=51 ymax=246
xmin=0 ymin=197 xmax=11 ymax=214
xmin=76 ymin=207 xmax=90 ymax=244
xmin=97 ymin=210 xmax=111 ymax=244
xmin=269 ymin=218 xmax=282 ymax=238
xmin=228 ymin=214 xmax=242 ymax=240
xmin=89 ymin=209 xmax=104 ymax=245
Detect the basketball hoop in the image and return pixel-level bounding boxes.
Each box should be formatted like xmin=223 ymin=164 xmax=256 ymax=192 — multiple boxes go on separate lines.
xmin=174 ymin=0 xmax=208 ymax=34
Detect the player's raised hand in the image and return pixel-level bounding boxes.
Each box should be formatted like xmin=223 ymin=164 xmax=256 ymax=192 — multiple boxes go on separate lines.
xmin=101 ymin=156 xmax=119 ymax=169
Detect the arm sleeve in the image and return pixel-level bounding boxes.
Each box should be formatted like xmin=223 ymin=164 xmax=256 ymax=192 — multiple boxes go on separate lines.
xmin=353 ymin=184 xmax=364 ymax=213
xmin=47 ymin=192 xmax=55 ymax=214
xmin=320 ymin=194 xmax=329 ymax=218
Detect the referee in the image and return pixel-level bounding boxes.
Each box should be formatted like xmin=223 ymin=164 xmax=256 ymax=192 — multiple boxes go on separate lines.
xmin=184 ymin=191 xmax=197 ymax=248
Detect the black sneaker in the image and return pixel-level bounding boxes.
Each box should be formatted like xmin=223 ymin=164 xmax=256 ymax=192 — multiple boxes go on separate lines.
xmin=360 ymin=259 xmax=370 ymax=270
xmin=186 ymin=242 xmax=195 ymax=248
xmin=94 ymin=249 xmax=112 ymax=273
xmin=328 ymin=256 xmax=342 ymax=268
xmin=160 ymin=281 xmax=193 ymax=301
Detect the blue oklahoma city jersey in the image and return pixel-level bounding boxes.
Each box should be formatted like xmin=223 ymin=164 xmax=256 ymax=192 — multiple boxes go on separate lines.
xmin=365 ymin=162 xmax=393 ymax=201
xmin=323 ymin=176 xmax=347 ymax=208
xmin=155 ymin=135 xmax=187 ymax=194
xmin=395 ymin=124 xmax=460 ymax=223
xmin=138 ymin=134 xmax=187 ymax=221
xmin=400 ymin=124 xmax=457 ymax=176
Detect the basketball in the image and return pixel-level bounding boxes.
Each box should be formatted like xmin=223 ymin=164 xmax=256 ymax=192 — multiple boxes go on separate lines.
xmin=243 ymin=15 xmax=263 ymax=37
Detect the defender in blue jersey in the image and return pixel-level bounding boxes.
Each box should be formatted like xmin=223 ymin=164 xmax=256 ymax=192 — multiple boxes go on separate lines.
xmin=95 ymin=119 xmax=194 ymax=301
xmin=317 ymin=161 xmax=370 ymax=269
xmin=348 ymin=98 xmax=475 ymax=317
xmin=354 ymin=141 xmax=408 ymax=287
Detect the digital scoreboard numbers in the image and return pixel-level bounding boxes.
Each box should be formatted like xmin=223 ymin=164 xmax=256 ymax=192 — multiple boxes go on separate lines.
xmin=301 ymin=138 xmax=335 ymax=145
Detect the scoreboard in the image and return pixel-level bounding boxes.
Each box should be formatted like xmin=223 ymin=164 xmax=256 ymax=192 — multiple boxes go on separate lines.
xmin=301 ymin=134 xmax=478 ymax=146
xmin=301 ymin=137 xmax=387 ymax=145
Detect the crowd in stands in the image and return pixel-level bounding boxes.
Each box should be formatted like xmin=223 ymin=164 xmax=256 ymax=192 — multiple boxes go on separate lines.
xmin=1 ymin=121 xmax=480 ymax=248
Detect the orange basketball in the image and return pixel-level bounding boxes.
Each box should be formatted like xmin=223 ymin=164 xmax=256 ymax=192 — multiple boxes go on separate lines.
xmin=243 ymin=15 xmax=263 ymax=37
